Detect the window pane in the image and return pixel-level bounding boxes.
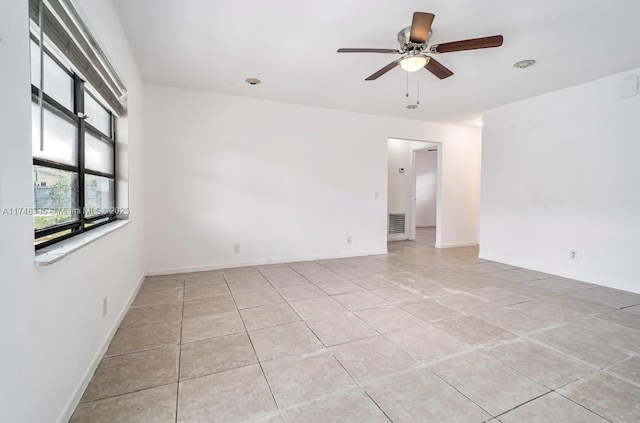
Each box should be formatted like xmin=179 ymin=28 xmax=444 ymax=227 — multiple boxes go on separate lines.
xmin=35 ymin=229 xmax=75 ymax=247
xmin=32 ymin=102 xmax=78 ymax=166
xmin=85 ymin=174 xmax=114 ymax=218
xmin=84 ymin=92 xmax=111 ymax=136
xmin=33 ymin=166 xmax=80 ymax=230
xmin=85 ymin=216 xmax=111 ymax=229
xmin=85 ymin=132 xmax=114 ymax=174
xmin=30 ymin=40 xmax=73 ymax=110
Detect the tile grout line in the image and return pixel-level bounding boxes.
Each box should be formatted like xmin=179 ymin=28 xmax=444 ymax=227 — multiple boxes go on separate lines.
xmin=257 ymin=265 xmax=398 ymax=419
xmin=489 ymin=390 xmax=555 ymax=421
xmin=103 ymin=341 xmax=181 ymax=359
xmin=324 ymin=343 xmax=398 ymax=421
xmin=174 ymin=278 xmax=186 ymax=423
xmin=427 ymin=368 xmax=496 ymax=418
xmin=229 ymin=270 xmax=281 ymax=416
xmin=470 ymin=339 xmax=627 ymax=420
xmin=289 ymin=294 xmax=418 ymax=422
xmin=554 ymin=389 xmax=615 ymax=423
xmin=519 ymin=331 xmax=620 ymax=372
xmin=176 ymin=362 xmax=260 ymax=385
xmin=78 ymin=381 xmax=181 ymax=406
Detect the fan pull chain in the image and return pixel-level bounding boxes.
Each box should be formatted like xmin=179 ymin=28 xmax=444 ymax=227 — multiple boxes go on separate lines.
xmin=405 ymin=70 xmax=409 ymax=98
xmin=416 ymin=79 xmax=420 ymax=105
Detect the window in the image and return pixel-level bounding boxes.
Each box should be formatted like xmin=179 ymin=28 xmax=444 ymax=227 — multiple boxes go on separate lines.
xmin=31 ymin=38 xmax=117 ymax=249
xmin=29 ymin=0 xmax=126 ymax=251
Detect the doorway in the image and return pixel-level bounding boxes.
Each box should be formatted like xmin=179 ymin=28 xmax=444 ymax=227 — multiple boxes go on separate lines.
xmin=413 ymin=147 xmax=438 ymax=247
xmin=386 ymin=138 xmax=441 ymax=247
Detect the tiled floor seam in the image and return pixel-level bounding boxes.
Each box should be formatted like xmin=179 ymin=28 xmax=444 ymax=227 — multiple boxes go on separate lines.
xmin=361 ymin=391 xmax=394 ymax=423
xmin=179 ymin=330 xmax=246 ymax=346
xmin=323 ymin=349 xmax=425 ymax=422
xmin=77 ymin=381 xmax=180 ymax=406
xmin=130 ymin=299 xmax=183 ymax=309
xmin=554 ymin=389 xmax=615 ymax=423
xmin=520 ymin=332 xmax=626 ymax=372
xmin=300 ymin=311 xmax=383 ymax=349
xmin=490 ymin=390 xmax=556 ymax=421
xmin=475 ymin=342 xmax=596 ymax=392
xmin=262 ymin=385 xmax=378 ymax=419
xmin=175 ymin=278 xmax=186 ymax=423
xmin=420 ymin=346 xmax=482 ymax=368
xmin=618 ymin=303 xmax=640 ymax=311
xmin=595 ymin=315 xmax=640 ymax=333
xmin=104 ymin=342 xmax=181 ymax=359
xmin=601 ymin=361 xmax=640 ymax=389
xmin=178 ymin=361 xmax=257 ymax=383
xmin=116 ymin=317 xmax=183 ymax=331
xmin=425 ymin=367 xmax=497 ymax=419
xmin=226 ymin=272 xmax=280 ymax=412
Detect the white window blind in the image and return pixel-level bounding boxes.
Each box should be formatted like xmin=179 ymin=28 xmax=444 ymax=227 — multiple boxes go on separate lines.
xmin=28 ymin=0 xmax=127 ymax=115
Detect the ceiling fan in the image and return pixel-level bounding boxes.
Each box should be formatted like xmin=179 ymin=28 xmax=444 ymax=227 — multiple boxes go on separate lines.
xmin=337 ymin=12 xmax=504 ymax=81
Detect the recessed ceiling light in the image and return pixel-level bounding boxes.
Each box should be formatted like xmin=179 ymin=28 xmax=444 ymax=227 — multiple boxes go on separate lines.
xmin=513 ymin=60 xmax=536 ymax=69
xmin=245 ymin=78 xmax=261 ymax=85
xmin=406 ymin=104 xmax=418 ymax=110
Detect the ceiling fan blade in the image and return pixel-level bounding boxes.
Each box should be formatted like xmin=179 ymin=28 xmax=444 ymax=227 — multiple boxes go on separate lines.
xmin=431 ymin=35 xmax=504 ymax=53
xmin=409 ymin=12 xmax=435 ymax=44
xmin=424 ymin=58 xmax=453 ymax=79
xmin=337 ymin=48 xmax=400 ymax=54
xmin=365 ymin=60 xmax=399 ymax=81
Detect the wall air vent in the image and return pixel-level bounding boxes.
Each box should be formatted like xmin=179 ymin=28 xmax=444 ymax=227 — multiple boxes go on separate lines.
xmin=388 ymin=214 xmax=406 ymax=234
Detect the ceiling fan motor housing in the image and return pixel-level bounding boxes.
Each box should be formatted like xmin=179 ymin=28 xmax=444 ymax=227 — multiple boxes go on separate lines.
xmin=397 ymin=26 xmax=431 ymax=51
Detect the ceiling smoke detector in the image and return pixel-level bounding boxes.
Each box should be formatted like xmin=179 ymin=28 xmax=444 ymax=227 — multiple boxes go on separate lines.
xmin=245 ymin=78 xmax=261 ymax=85
xmin=513 ymin=60 xmax=536 ymax=69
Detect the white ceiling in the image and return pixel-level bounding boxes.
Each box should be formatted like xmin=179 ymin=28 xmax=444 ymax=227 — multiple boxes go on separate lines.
xmin=112 ymin=0 xmax=640 ymax=126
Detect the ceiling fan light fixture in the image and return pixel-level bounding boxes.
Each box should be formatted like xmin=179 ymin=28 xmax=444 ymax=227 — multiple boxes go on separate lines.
xmin=400 ymin=54 xmax=429 ymax=72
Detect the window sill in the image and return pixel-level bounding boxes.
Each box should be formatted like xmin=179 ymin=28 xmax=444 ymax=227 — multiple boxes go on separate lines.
xmin=34 ymin=219 xmax=131 ymax=266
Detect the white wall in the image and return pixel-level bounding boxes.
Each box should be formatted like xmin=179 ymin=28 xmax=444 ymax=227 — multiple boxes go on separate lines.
xmin=415 ymin=150 xmax=437 ymax=227
xmin=0 ymin=1 xmax=145 ymax=422
xmin=480 ymin=68 xmax=640 ymax=293
xmin=144 ymin=84 xmax=481 ymax=273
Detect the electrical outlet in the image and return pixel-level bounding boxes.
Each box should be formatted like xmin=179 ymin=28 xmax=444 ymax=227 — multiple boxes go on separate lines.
xmin=347 ymin=236 xmax=352 ymax=244
xmin=569 ymin=250 xmax=578 ymax=261
xmin=374 ymin=191 xmax=379 ymax=200
xmin=234 ymin=244 xmax=240 ymax=253
xmin=102 ymin=296 xmax=108 ymax=316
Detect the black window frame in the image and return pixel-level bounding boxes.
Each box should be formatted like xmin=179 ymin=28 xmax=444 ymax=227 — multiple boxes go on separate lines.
xmin=32 ymin=36 xmax=117 ymax=250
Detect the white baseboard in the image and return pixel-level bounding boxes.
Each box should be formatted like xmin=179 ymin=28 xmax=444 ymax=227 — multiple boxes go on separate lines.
xmin=478 ymin=252 xmax=640 ymax=295
xmin=438 ymin=241 xmax=478 ymax=249
xmin=387 ymin=234 xmax=409 ymax=242
xmin=147 ymin=249 xmax=389 ymax=276
xmin=57 ymin=272 xmax=147 ymax=423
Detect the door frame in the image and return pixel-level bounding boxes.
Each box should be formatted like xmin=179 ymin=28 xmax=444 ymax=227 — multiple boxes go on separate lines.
xmin=410 ymin=145 xmax=442 ymax=247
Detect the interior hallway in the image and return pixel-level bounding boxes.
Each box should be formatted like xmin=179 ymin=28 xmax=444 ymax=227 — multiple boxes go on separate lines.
xmin=414 ymin=226 xmax=436 ymax=247
xmin=71 ymin=239 xmax=640 ymax=422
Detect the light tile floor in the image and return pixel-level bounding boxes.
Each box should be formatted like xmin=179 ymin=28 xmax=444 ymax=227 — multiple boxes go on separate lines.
xmin=71 ymin=228 xmax=640 ymax=422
